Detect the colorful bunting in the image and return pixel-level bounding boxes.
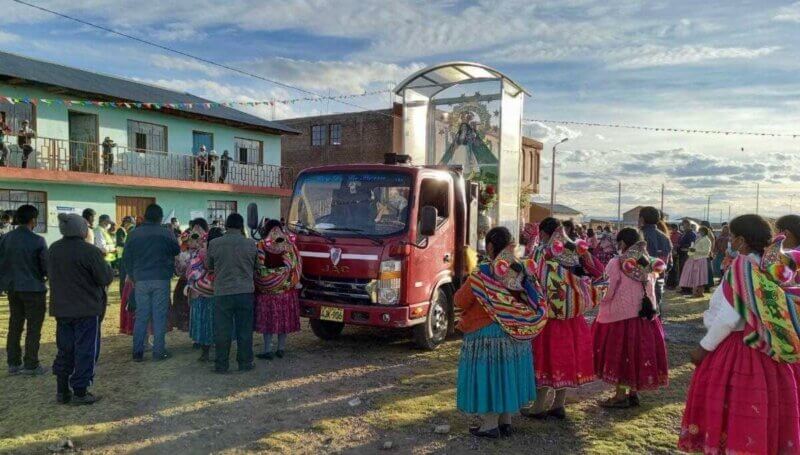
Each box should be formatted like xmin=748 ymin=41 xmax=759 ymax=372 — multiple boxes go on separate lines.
xmin=524 ymin=118 xmax=800 ymax=139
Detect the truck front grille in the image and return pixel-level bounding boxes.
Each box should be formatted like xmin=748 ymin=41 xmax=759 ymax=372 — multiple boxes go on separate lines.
xmin=301 ymin=276 xmax=373 ymax=304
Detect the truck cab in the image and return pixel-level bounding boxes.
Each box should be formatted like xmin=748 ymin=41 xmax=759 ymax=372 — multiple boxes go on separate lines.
xmin=287 ymin=157 xmax=473 ymax=349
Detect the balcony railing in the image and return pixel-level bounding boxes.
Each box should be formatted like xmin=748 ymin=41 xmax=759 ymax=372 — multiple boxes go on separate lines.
xmin=0 ymin=135 xmax=293 ymax=190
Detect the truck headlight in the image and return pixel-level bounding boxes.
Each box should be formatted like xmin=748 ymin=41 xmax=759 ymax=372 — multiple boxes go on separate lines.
xmin=378 ymin=260 xmax=402 ymax=305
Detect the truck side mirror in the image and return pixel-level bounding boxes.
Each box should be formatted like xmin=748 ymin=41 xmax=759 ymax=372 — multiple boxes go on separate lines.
xmin=419 ymin=206 xmax=438 ymax=237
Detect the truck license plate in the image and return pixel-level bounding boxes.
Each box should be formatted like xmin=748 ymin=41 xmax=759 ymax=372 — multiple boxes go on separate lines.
xmin=320 ymin=306 xmax=344 ymax=322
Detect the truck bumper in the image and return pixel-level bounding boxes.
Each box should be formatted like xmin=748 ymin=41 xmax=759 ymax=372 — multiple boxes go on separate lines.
xmin=300 ymin=299 xmax=429 ymax=328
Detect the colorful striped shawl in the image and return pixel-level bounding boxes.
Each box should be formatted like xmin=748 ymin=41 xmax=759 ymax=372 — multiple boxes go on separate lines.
xmin=723 ymin=254 xmax=800 ymax=363
xmin=468 ymin=264 xmax=548 ymax=341
xmin=255 ymin=241 xmax=302 ymax=295
xmin=533 ymin=246 xmax=608 ymax=320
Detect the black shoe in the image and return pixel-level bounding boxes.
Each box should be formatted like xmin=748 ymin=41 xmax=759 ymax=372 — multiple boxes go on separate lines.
xmin=132 ymin=353 xmax=144 ymax=362
xmin=469 ymin=427 xmax=500 ymax=439
xmin=153 ymin=351 xmax=172 ymax=361
xmin=238 ymin=363 xmax=255 ymax=372
xmin=256 ymin=352 xmax=274 ymax=360
xmin=547 ymin=407 xmax=567 ymax=420
xmin=499 ymin=424 xmax=512 ymax=436
xmin=20 ymin=366 xmax=48 ymax=376
xmin=275 ymin=350 xmax=285 ymax=359
xmin=629 ymin=394 xmax=640 ymax=407
xmin=56 ymin=392 xmax=72 ymax=404
xmin=7 ymin=365 xmax=21 ymax=376
xmin=70 ymin=393 xmax=102 ymax=406
xmin=520 ymin=407 xmax=548 ymax=420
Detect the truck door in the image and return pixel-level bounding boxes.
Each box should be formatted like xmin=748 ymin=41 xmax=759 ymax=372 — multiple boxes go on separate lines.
xmin=407 ymin=176 xmax=455 ymax=305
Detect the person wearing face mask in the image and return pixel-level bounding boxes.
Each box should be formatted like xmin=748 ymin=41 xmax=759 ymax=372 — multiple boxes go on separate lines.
xmin=522 ymin=217 xmax=605 ymax=421
xmin=454 ymin=226 xmax=547 ymax=439
xmin=679 ymin=214 xmax=800 ymax=454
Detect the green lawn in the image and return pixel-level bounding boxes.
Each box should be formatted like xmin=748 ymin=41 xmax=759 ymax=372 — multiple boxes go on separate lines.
xmin=0 ymin=284 xmax=708 ymax=454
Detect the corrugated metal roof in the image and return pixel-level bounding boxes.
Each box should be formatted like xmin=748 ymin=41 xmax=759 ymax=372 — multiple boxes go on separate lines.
xmin=0 ymin=51 xmax=299 ymax=135
xmin=532 ymin=202 xmax=582 ymax=215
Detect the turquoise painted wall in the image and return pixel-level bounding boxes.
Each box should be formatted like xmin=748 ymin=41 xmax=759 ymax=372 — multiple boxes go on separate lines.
xmin=0 ymin=179 xmax=280 ymax=244
xmin=0 ymin=83 xmax=281 ymax=165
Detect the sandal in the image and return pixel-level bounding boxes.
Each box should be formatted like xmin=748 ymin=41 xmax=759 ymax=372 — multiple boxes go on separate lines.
xmin=600 ymin=396 xmax=632 ymax=409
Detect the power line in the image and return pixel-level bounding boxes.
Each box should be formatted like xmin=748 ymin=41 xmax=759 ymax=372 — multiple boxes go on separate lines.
xmin=525 ymin=118 xmax=800 ymax=138
xmin=10 ymin=0 xmax=396 ymax=118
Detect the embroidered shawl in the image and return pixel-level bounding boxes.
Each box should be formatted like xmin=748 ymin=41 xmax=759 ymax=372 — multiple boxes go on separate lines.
xmin=533 ymin=244 xmax=608 ymax=319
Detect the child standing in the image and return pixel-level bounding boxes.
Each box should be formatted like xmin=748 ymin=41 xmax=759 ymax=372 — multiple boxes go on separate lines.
xmin=592 ymin=228 xmax=669 ymax=408
xmin=679 ymin=214 xmax=800 ymax=454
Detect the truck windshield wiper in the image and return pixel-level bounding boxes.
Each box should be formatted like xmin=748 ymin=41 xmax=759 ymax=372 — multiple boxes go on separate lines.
xmin=288 ymin=222 xmax=335 ymax=243
xmin=323 ymin=227 xmax=384 ymax=246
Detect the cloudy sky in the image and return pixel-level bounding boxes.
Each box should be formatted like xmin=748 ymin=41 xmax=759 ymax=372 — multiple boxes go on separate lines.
xmin=2 ymin=0 xmax=799 ymax=219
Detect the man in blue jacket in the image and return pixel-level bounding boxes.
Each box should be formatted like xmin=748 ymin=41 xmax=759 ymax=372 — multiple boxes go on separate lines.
xmin=0 ymin=204 xmax=48 ymax=375
xmin=122 ymin=204 xmax=180 ymax=361
xmin=638 ymin=206 xmax=672 ymax=311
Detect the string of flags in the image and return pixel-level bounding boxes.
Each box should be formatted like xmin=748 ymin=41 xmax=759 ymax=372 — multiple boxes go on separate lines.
xmin=524 ymin=118 xmax=800 ymax=138
xmin=0 ymin=89 xmax=391 ymax=110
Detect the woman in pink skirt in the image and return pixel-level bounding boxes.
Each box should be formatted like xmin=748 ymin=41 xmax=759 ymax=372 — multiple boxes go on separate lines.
xmin=523 ymin=217 xmax=606 ymax=420
xmin=679 ymin=215 xmax=800 ymax=454
xmin=680 ymin=225 xmax=712 ymax=297
xmin=254 ymin=220 xmax=302 ymax=360
xmin=593 ymin=228 xmax=669 ymax=408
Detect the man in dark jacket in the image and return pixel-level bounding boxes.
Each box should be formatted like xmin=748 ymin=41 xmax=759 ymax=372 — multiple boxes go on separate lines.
xmin=0 ymin=204 xmax=48 ymax=375
xmin=48 ymin=213 xmax=113 ymax=405
xmin=122 ymin=204 xmax=180 ymax=361
xmin=206 ymin=213 xmax=258 ymax=373
xmin=638 ymin=206 xmax=672 ymax=311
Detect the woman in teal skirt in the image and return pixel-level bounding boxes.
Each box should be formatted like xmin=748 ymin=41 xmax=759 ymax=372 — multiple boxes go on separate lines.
xmin=455 ymin=227 xmax=548 ymax=438
xmin=186 ymin=227 xmax=223 ymax=361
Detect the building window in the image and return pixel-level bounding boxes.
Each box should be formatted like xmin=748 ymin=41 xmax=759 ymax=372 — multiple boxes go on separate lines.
xmin=234 ymin=137 xmax=263 ymax=165
xmin=208 ymin=200 xmax=237 ymax=226
xmin=330 ymin=124 xmax=342 ymax=146
xmin=311 ymin=125 xmax=327 ymax=146
xmin=0 ymin=189 xmax=47 ymax=233
xmin=127 ymin=120 xmax=167 ymax=153
xmin=0 ymin=101 xmax=36 ymax=133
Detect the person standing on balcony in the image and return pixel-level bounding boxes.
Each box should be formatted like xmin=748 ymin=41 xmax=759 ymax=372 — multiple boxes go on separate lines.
xmin=94 ymin=215 xmax=117 ymax=268
xmin=207 ymin=150 xmax=218 ymax=183
xmin=0 ymin=112 xmax=11 ymax=167
xmin=101 ymin=137 xmax=116 ymax=175
xmin=123 ymin=204 xmax=181 ymax=362
xmin=205 ymin=213 xmax=258 ymax=373
xmin=196 ymin=145 xmax=208 ymax=182
xmin=17 ymin=120 xmax=35 ymax=169
xmin=48 ymin=213 xmax=113 ymax=405
xmin=0 ymin=204 xmax=48 ymax=376
xmin=218 ymin=150 xmax=230 ymax=183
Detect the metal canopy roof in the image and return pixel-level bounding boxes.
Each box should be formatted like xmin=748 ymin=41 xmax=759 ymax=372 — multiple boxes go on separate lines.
xmin=0 ymin=51 xmax=299 ymax=135
xmin=393 ymin=62 xmax=530 ymax=98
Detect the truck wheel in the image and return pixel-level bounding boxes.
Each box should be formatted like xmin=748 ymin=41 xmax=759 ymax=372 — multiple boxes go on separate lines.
xmin=309 ymin=319 xmax=345 ymax=340
xmin=413 ymin=288 xmax=450 ymax=350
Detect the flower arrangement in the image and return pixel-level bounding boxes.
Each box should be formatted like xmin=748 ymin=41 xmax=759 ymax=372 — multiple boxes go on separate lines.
xmin=479 ymin=184 xmax=497 ymax=209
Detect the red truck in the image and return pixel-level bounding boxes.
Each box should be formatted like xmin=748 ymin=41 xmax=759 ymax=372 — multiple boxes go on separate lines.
xmin=284 ymin=154 xmax=480 ymax=349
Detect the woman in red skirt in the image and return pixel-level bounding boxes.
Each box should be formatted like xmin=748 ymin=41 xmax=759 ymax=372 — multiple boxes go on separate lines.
xmin=679 ymin=214 xmax=800 ymax=454
xmin=523 ymin=217 xmax=605 ymax=420
xmin=593 ymin=228 xmax=669 ymax=408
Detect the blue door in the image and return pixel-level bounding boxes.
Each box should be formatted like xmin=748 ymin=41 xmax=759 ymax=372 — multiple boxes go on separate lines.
xmin=192 ymin=131 xmax=213 ymax=155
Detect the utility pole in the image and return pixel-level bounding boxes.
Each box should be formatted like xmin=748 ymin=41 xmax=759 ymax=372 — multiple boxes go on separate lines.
xmin=617 ymin=181 xmax=622 ymax=230
xmin=756 ymin=183 xmax=760 ymax=215
xmin=660 ymin=183 xmax=665 ymax=215
xmin=728 ymin=204 xmax=731 ymax=221
xmin=550 ymin=137 xmax=569 ymax=216
xmin=706 ymin=195 xmax=711 ymax=222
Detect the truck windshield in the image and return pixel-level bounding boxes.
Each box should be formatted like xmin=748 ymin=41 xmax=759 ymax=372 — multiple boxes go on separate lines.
xmin=289 ymin=171 xmax=412 ymax=237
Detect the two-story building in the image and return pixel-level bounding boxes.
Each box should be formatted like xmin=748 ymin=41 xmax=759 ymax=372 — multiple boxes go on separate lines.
xmin=0 ymin=51 xmax=298 ymax=243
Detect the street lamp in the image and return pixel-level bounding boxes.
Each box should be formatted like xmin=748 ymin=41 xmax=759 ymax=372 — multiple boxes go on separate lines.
xmin=550 ymin=137 xmax=569 ymax=216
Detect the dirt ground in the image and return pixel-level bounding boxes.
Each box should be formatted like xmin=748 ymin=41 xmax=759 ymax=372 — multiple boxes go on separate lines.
xmin=0 ymin=283 xmax=708 ymax=454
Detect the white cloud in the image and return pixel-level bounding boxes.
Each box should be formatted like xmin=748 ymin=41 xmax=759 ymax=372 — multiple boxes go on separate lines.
xmin=609 ymin=45 xmax=780 ymax=69
xmin=151 ymin=55 xmax=222 ymax=77
xmin=774 ymin=2 xmax=800 ymax=23
xmin=243 ymin=58 xmax=425 ymax=94
xmin=523 ymin=122 xmax=583 ymax=144
xmin=151 ymin=23 xmax=206 ymax=42
xmin=0 ymin=31 xmax=20 ymax=43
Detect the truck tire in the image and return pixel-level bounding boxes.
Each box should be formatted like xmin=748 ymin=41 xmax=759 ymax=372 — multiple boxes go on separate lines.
xmin=309 ymin=319 xmax=345 ymax=340
xmin=413 ymin=287 xmax=450 ymax=350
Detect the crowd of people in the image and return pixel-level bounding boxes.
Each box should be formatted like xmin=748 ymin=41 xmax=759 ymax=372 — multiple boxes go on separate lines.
xmin=0 ymin=202 xmax=302 ymax=404
xmin=3 ymin=198 xmax=800 ymax=454
xmin=455 ymin=207 xmax=800 ymax=455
